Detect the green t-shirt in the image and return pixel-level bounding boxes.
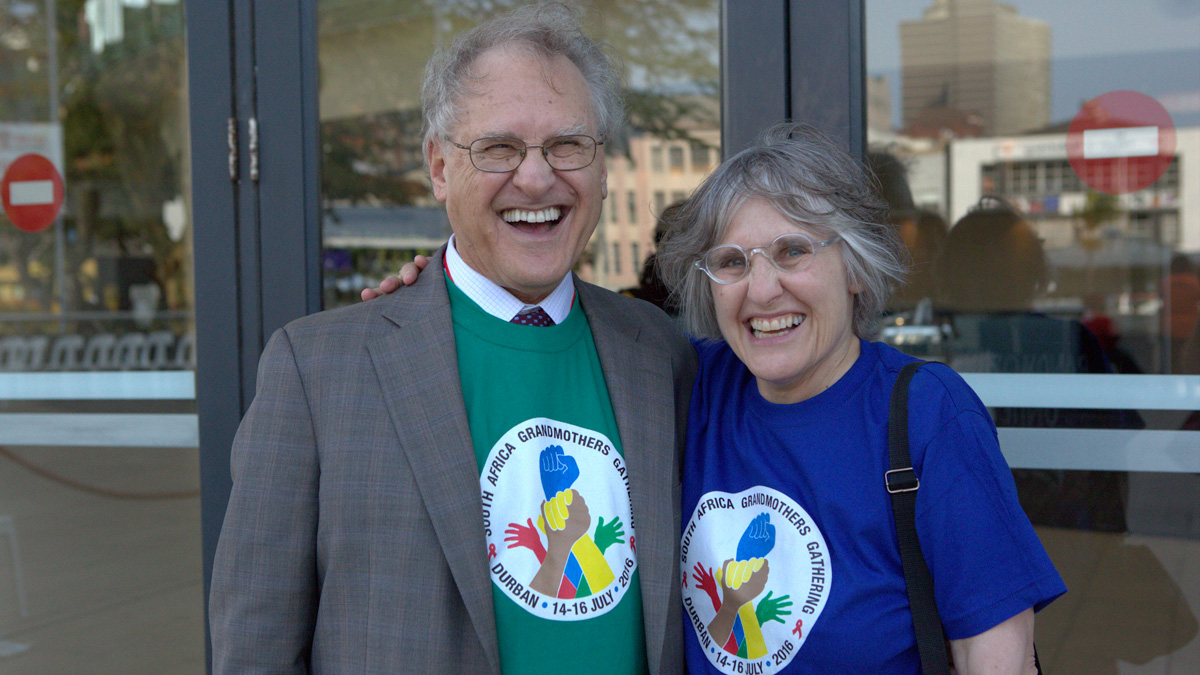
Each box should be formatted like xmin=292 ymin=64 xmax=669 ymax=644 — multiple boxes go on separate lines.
xmin=447 ymin=277 xmax=647 ymax=675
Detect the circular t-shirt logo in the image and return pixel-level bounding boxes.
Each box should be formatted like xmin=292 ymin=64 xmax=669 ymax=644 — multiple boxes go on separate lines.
xmin=481 ymin=418 xmax=637 ymax=621
xmin=681 ymin=487 xmax=831 ymax=673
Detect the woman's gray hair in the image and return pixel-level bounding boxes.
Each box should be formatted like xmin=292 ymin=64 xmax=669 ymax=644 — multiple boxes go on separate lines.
xmin=421 ymin=3 xmax=624 ymax=156
xmin=657 ymin=122 xmax=907 ymax=340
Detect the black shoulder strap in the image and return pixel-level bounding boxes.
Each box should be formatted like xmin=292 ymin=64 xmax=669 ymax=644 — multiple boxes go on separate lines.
xmin=887 ymin=361 xmax=950 ymax=675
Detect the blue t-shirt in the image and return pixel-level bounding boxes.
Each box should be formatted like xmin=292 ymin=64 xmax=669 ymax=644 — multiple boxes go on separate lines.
xmin=679 ymin=339 xmax=1065 ymax=674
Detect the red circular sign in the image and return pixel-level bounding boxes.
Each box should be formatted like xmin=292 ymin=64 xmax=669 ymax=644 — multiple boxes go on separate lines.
xmin=1066 ymin=91 xmax=1176 ymax=195
xmin=1 ymin=153 xmax=65 ymax=233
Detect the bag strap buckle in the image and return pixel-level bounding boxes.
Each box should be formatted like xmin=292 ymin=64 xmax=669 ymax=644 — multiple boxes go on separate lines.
xmin=885 ymin=467 xmax=919 ymax=494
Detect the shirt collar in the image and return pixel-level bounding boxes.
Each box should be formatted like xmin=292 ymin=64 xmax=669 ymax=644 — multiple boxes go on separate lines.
xmin=444 ymin=234 xmax=575 ymax=324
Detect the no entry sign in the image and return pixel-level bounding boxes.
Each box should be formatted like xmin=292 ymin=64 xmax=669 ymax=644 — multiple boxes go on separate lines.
xmin=1 ymin=153 xmax=65 ymax=233
xmin=1066 ymin=91 xmax=1176 ymax=195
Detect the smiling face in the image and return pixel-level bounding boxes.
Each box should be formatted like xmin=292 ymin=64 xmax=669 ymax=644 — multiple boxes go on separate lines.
xmin=428 ymin=46 xmax=607 ymax=303
xmin=712 ymin=199 xmax=861 ymax=404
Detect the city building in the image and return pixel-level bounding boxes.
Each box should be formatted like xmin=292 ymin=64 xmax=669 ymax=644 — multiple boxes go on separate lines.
xmin=901 ymin=0 xmax=1051 ymax=137
xmin=587 ymin=127 xmax=719 ymax=291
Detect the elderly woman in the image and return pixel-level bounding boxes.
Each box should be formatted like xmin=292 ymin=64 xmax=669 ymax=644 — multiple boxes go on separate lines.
xmin=371 ymin=123 xmax=1064 ymax=674
xmin=655 ymin=123 xmax=1062 ymax=675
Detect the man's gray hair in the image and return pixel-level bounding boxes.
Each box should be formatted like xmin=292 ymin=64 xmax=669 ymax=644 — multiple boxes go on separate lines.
xmin=421 ymin=3 xmax=624 ymax=155
xmin=657 ymin=122 xmax=907 ymax=340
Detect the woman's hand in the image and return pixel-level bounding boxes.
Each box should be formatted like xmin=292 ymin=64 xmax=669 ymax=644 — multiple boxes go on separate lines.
xmin=360 ymin=255 xmax=430 ymax=301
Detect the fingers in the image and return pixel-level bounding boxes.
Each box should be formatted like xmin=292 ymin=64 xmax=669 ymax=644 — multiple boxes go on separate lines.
xmin=721 ymin=557 xmax=766 ymax=590
xmin=549 ymin=493 xmax=568 ymax=528
xmin=541 ymin=446 xmax=567 ymax=472
xmin=542 ymin=501 xmax=562 ymax=531
xmin=361 ymin=276 xmax=400 ymax=302
xmin=504 ymin=517 xmax=533 ymax=538
xmin=397 ymin=254 xmax=428 ymax=285
xmin=390 ymin=255 xmax=430 ymax=288
xmin=750 ymin=513 xmax=771 ymax=539
xmin=541 ymin=490 xmax=573 ymax=530
xmin=722 ymin=560 xmax=743 ymax=589
xmin=362 ymin=254 xmax=428 ymax=300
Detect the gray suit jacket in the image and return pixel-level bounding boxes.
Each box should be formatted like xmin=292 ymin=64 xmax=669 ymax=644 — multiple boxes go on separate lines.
xmin=210 ymin=250 xmax=697 ymax=674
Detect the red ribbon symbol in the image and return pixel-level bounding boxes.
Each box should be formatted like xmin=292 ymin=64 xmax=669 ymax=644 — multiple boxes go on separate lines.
xmin=629 ymin=535 xmax=636 ymax=553
xmin=488 ymin=543 xmax=497 ymax=560
xmin=792 ymin=619 xmax=803 ymax=638
xmin=682 ymin=573 xmax=688 ymax=588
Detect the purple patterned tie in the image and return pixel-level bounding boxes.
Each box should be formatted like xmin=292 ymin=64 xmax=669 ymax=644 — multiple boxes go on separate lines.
xmin=511 ymin=306 xmax=555 ymax=327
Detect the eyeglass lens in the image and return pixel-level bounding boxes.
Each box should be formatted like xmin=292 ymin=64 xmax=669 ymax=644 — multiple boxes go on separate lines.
xmin=470 ymin=135 xmax=597 ymax=172
xmin=705 ymin=234 xmax=818 ymax=282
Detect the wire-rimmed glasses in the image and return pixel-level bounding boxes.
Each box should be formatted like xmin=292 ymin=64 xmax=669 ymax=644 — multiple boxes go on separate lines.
xmin=694 ymin=233 xmax=841 ymax=284
xmin=448 ymin=135 xmax=603 ymax=173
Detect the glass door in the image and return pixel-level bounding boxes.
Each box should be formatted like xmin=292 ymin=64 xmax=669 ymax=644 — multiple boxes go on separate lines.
xmin=0 ymin=0 xmax=202 ymax=671
xmin=866 ymin=1 xmax=1200 ymax=670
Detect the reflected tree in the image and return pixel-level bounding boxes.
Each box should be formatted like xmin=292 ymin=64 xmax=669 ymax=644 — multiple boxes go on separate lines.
xmin=1073 ymin=190 xmax=1121 ymax=293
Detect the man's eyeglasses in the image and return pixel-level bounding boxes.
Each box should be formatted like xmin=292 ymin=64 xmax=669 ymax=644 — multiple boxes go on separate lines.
xmin=694 ymin=233 xmax=841 ymax=284
xmin=448 ymin=135 xmax=603 ymax=173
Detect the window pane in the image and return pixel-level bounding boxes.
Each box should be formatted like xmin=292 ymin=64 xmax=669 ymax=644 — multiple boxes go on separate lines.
xmin=668 ymin=145 xmax=684 ymax=170
xmin=0 ymin=0 xmax=200 ymax=669
xmin=868 ymin=2 xmax=1200 ymax=671
xmin=691 ymin=141 xmax=711 ymax=170
xmin=317 ymin=0 xmax=720 ymax=305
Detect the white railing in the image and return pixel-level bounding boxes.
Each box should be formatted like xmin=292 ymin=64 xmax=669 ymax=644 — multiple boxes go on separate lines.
xmin=0 ymin=371 xmax=1196 ymax=472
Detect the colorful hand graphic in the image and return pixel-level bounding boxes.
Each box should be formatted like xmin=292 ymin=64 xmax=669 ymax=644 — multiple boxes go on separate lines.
xmin=754 ymin=590 xmax=793 ymax=626
xmin=530 ymin=491 xmax=605 ymax=598
xmin=718 ymin=557 xmax=770 ymax=609
xmin=539 ymin=489 xmax=576 ymax=531
xmin=693 ymin=563 xmax=721 ymax=612
xmin=539 ymin=445 xmax=580 ymax=501
xmin=716 ymin=557 xmax=765 ymax=591
xmin=736 ymin=512 xmax=776 ymax=561
xmin=593 ymin=515 xmax=626 ymax=554
xmin=504 ymin=518 xmax=547 ymax=564
xmin=708 ymin=558 xmax=772 ymax=660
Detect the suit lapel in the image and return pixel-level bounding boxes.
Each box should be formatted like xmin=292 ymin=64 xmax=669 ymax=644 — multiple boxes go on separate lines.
xmin=578 ymin=281 xmax=677 ymax=675
xmin=367 ymin=251 xmax=500 ymax=674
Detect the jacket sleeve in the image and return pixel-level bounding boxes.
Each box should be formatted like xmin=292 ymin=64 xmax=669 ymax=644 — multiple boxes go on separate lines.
xmin=210 ymin=327 xmax=320 ymax=674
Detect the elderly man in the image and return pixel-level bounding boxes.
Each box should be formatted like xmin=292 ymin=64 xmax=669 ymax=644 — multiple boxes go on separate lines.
xmin=208 ymin=5 xmax=694 ymax=675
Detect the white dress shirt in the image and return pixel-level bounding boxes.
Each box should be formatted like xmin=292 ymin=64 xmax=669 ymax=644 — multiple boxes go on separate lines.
xmin=444 ymin=234 xmax=575 ymax=324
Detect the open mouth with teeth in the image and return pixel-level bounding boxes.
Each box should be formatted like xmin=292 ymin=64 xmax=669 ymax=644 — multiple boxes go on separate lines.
xmin=501 ymin=206 xmax=565 ymax=233
xmin=748 ymin=314 xmax=805 ymax=339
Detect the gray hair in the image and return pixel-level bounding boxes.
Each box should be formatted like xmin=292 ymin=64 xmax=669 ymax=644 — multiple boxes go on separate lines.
xmin=657 ymin=122 xmax=907 ymax=340
xmin=421 ymin=3 xmax=624 ymax=157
